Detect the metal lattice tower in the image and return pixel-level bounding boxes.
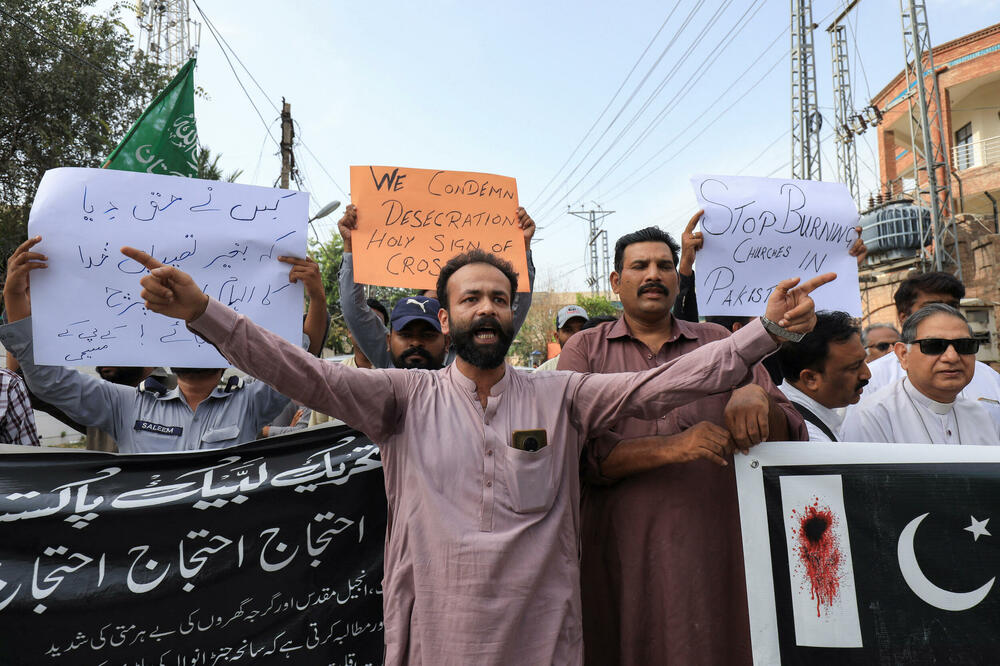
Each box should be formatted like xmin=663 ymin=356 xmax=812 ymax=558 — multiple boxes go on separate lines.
xmin=134 ymin=0 xmax=201 ymax=73
xmin=568 ymin=208 xmax=615 ymax=298
xmin=899 ymin=0 xmax=960 ymax=277
xmin=791 ymin=0 xmax=822 ymax=181
xmin=829 ymin=24 xmax=860 ymax=206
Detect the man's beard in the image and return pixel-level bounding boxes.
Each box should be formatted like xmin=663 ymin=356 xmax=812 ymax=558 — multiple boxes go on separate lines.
xmin=451 ymin=315 xmax=514 ymax=369
xmin=392 ymin=346 xmax=443 ymax=370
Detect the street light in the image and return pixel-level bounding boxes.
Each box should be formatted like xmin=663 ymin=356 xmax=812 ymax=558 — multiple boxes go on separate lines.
xmin=308 ymin=200 xmax=341 ymax=241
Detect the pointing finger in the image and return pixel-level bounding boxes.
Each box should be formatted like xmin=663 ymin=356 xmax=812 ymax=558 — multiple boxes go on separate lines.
xmin=793 ymin=272 xmax=837 ymax=295
xmin=684 ymin=210 xmax=703 ymax=234
xmin=121 ymin=246 xmax=165 ymax=271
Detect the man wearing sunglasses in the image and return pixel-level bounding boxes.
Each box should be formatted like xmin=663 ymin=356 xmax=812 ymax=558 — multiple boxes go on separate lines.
xmin=862 ymin=323 xmax=900 ymax=361
xmin=857 ymin=272 xmax=1000 ymax=427
xmin=842 ymin=304 xmax=1000 ymax=443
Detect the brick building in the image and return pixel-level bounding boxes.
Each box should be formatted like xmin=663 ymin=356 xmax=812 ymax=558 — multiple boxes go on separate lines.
xmin=860 ymin=22 xmax=1000 ymax=366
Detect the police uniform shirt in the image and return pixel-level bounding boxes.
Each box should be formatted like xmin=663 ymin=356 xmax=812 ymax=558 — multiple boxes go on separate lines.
xmin=0 ymin=316 xmax=290 ymax=453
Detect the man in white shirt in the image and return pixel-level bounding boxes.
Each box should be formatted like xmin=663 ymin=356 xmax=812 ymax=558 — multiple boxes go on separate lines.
xmin=534 ymin=305 xmax=588 ymax=371
xmin=859 ymin=272 xmax=1000 ymax=425
xmin=842 ymin=304 xmax=1000 ymax=444
xmin=777 ymin=311 xmax=871 ymax=441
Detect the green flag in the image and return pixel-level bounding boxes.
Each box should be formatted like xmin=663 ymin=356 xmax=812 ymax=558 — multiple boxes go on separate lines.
xmin=104 ymin=59 xmax=199 ymax=177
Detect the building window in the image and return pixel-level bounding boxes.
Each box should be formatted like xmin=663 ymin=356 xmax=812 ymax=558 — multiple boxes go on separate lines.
xmin=955 ymin=122 xmax=973 ymax=169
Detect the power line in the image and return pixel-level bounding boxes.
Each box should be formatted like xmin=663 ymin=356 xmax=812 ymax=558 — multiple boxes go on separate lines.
xmin=532 ymin=0 xmax=708 ymax=221
xmin=570 ymin=0 xmax=768 ymax=207
xmin=527 ymin=0 xmax=684 ymax=210
xmin=537 ymin=0 xmax=734 ymax=223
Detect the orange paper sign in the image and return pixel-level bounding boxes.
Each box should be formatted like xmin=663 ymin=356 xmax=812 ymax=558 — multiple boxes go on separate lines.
xmin=349 ymin=166 xmax=529 ymax=291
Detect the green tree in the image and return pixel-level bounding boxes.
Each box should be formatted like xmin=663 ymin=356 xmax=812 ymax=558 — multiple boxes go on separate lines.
xmin=0 ymin=0 xmax=166 ymax=269
xmin=309 ymin=235 xmax=414 ymax=354
xmin=576 ymin=293 xmax=620 ymax=318
xmin=195 ymin=146 xmax=243 ymax=183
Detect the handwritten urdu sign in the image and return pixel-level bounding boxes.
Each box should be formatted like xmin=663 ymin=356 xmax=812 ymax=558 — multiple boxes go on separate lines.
xmin=349 ymin=166 xmax=529 ymax=291
xmin=690 ymin=175 xmax=862 ymax=316
xmin=28 ymin=167 xmax=308 ymax=367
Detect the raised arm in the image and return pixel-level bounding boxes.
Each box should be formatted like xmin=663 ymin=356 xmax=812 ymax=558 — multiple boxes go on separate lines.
xmin=672 ymin=210 xmax=702 ymax=323
xmin=336 ymin=204 xmax=393 ymax=369
xmin=1 ymin=237 xmax=132 ymax=437
xmin=511 ymin=207 xmax=536 ymax=335
xmin=121 ymin=247 xmax=405 ymax=442
xmin=278 ymin=255 xmax=328 ymax=356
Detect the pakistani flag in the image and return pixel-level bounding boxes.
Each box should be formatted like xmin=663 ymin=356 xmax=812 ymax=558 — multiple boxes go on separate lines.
xmin=103 ymin=59 xmax=199 ymax=177
xmin=738 ymin=442 xmax=1000 ymax=664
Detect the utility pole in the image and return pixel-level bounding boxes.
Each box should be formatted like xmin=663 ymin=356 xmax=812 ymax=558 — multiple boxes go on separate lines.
xmin=899 ymin=0 xmax=960 ymax=278
xmin=280 ymin=98 xmax=294 ymax=190
xmin=791 ymin=0 xmax=822 ymax=181
xmin=828 ymin=20 xmax=860 ymax=206
xmin=567 ymin=208 xmax=615 ymax=298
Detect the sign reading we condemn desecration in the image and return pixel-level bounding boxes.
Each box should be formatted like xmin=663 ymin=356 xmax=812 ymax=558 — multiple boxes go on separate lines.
xmin=28 ymin=167 xmax=308 ymax=367
xmin=736 ymin=442 xmax=1000 ymax=665
xmin=690 ymin=175 xmax=862 ymax=316
xmin=349 ymin=166 xmax=530 ymax=290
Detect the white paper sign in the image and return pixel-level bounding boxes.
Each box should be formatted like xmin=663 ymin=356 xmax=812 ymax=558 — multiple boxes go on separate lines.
xmin=690 ymin=175 xmax=862 ymax=316
xmin=27 ymin=167 xmax=308 ymax=367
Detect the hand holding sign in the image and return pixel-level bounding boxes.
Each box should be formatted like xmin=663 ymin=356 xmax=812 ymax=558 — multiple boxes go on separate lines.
xmin=3 ymin=236 xmax=48 ymax=323
xmin=121 ymin=247 xmax=210 ymax=322
xmin=679 ymin=210 xmax=704 ymax=276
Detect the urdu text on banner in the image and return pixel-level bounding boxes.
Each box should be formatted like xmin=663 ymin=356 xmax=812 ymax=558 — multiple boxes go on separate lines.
xmin=27 ymin=167 xmax=308 ymax=367
xmin=690 ymin=175 xmax=862 ymax=317
xmin=0 ymin=426 xmax=386 ymax=665
xmin=349 ymin=165 xmax=529 ymax=291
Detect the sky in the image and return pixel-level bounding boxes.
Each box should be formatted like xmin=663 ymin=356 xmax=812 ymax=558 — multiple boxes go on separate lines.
xmin=104 ymin=0 xmax=1000 ymax=291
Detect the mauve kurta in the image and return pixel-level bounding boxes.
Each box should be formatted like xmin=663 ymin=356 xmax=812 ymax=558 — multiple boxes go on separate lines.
xmin=558 ymin=316 xmax=807 ymax=666
xmin=190 ymin=299 xmax=780 ymax=665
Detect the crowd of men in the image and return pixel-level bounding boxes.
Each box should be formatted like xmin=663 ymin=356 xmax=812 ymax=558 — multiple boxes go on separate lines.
xmin=1 ymin=201 xmax=999 ymax=665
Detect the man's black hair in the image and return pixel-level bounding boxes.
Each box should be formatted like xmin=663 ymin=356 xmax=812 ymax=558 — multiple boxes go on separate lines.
xmin=435 ymin=249 xmax=518 ymax=310
xmin=776 ymin=311 xmax=859 ymax=383
xmin=366 ymin=298 xmax=389 ymax=326
xmin=893 ymin=271 xmax=964 ymax=316
xmin=613 ymin=226 xmax=680 ymax=273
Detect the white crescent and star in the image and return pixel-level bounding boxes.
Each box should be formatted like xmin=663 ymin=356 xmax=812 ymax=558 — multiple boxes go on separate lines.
xmin=897 ymin=512 xmax=995 ymax=612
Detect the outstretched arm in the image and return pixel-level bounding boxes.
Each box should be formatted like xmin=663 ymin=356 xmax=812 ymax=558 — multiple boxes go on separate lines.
xmin=120 ymin=247 xmax=405 ymax=442
xmin=570 ymin=273 xmax=836 ymax=438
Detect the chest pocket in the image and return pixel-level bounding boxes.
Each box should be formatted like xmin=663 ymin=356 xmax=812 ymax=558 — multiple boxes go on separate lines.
xmin=503 ymin=444 xmax=558 ymax=513
xmin=201 ymin=425 xmax=240 ymax=447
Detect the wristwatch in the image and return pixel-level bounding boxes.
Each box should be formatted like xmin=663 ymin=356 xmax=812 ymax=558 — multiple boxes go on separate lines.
xmin=760 ymin=316 xmax=805 ymax=342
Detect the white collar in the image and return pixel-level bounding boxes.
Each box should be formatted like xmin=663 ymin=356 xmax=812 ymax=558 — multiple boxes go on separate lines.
xmin=779 ymin=381 xmax=846 ymax=431
xmin=902 ymin=378 xmax=956 ymax=415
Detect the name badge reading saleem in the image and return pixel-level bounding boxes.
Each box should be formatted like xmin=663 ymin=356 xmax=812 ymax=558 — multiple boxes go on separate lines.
xmin=134 ymin=420 xmax=183 ymax=436
xmin=511 ymin=429 xmax=548 ymax=452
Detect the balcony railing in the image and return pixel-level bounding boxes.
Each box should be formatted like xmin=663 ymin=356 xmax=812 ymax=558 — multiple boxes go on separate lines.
xmin=952 ymin=135 xmax=1000 ymax=171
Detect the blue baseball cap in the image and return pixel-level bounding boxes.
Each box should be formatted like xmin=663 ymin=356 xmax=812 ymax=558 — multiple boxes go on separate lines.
xmin=390 ymin=296 xmax=442 ymax=332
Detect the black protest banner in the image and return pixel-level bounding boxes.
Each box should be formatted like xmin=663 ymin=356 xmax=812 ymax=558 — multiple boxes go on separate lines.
xmin=737 ymin=442 xmax=1000 ymax=665
xmin=0 ymin=425 xmax=386 ymax=665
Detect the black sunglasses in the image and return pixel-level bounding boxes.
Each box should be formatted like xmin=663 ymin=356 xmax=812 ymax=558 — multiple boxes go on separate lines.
xmin=867 ymin=342 xmax=894 ymax=352
xmin=914 ymin=338 xmax=980 ymax=355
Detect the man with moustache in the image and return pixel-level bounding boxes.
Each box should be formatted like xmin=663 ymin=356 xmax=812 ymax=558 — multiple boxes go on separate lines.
xmin=558 ymin=226 xmax=807 ymax=666
xmin=843 ymin=304 xmax=1000 ymax=443
xmin=120 ymin=241 xmax=831 ymax=665
xmin=776 ymin=311 xmax=871 ymax=441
